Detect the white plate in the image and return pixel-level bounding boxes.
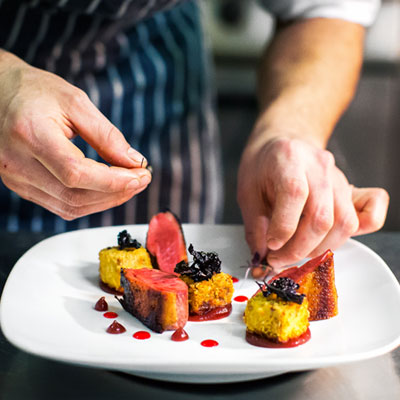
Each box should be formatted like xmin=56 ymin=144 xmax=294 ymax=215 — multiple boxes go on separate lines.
xmin=1 ymin=225 xmax=400 ymax=384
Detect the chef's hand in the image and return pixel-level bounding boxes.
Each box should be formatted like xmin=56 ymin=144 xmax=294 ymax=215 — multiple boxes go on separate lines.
xmin=237 ymin=136 xmax=389 ymax=269
xmin=0 ymin=51 xmax=151 ymax=220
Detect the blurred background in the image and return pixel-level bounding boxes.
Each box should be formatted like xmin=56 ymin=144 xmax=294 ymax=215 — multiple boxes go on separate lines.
xmin=200 ymin=0 xmax=400 ymax=230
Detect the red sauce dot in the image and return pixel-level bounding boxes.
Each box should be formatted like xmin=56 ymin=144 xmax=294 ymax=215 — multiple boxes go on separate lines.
xmin=234 ymin=295 xmax=248 ymax=302
xmin=94 ymin=296 xmax=108 ymax=311
xmin=171 ymin=328 xmax=189 ymax=342
xmin=106 ymin=320 xmax=126 ymax=334
xmin=103 ymin=311 xmax=118 ymax=319
xmin=231 ymin=276 xmax=239 ymax=283
xmin=133 ymin=331 xmax=151 ymax=340
xmin=201 ymin=339 xmax=219 ymax=347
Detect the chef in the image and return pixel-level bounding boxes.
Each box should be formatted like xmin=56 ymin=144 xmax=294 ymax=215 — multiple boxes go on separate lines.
xmin=0 ymin=0 xmax=389 ymax=268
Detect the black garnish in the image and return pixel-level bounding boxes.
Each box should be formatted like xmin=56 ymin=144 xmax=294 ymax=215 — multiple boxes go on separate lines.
xmin=174 ymin=243 xmax=221 ymax=282
xmin=256 ymin=277 xmax=305 ymax=305
xmin=117 ymin=230 xmax=141 ymax=249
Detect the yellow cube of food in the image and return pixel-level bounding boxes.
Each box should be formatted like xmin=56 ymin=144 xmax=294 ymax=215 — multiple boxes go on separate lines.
xmin=99 ymin=246 xmax=152 ymax=292
xmin=244 ymin=291 xmax=309 ymax=343
xmin=181 ymin=272 xmax=234 ymax=315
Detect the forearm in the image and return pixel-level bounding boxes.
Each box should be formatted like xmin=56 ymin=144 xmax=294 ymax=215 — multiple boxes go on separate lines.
xmin=250 ymin=18 xmax=365 ymax=149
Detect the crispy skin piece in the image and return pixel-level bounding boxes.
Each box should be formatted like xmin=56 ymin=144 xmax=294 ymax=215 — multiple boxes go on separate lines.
xmin=270 ymin=250 xmax=338 ymax=321
xmin=119 ymin=268 xmax=188 ymax=333
xmin=244 ymin=292 xmax=310 ymax=343
xmin=181 ymin=272 xmax=234 ymax=315
xmin=146 ymin=210 xmax=188 ymax=274
xmin=99 ymin=246 xmax=152 ymax=292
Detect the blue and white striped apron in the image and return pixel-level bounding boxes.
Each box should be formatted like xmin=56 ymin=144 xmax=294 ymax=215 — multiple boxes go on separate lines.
xmin=0 ymin=0 xmax=223 ymax=232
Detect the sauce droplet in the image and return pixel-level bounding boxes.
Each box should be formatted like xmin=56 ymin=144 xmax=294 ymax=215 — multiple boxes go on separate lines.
xmin=103 ymin=311 xmax=118 ymax=319
xmin=106 ymin=320 xmax=126 ymax=334
xmin=231 ymin=276 xmax=239 ymax=283
xmin=94 ymin=296 xmax=108 ymax=311
xmin=171 ymin=328 xmax=189 ymax=342
xmin=133 ymin=331 xmax=151 ymax=340
xmin=234 ymin=295 xmax=248 ymax=302
xmin=189 ymin=304 xmax=232 ymax=322
xmin=201 ymin=339 xmax=219 ymax=347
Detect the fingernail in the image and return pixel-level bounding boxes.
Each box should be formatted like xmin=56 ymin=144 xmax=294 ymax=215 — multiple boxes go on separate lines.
xmin=125 ymin=179 xmax=140 ymax=191
xmin=251 ymin=252 xmax=260 ymax=266
xmin=127 ymin=148 xmax=147 ymax=166
xmin=146 ymin=164 xmax=153 ymax=174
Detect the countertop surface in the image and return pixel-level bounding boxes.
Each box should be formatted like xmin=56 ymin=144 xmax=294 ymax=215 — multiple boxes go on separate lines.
xmin=0 ymin=230 xmax=399 ymax=400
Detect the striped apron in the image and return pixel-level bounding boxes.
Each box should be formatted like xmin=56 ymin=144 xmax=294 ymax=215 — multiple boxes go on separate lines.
xmin=0 ymin=0 xmax=223 ymax=232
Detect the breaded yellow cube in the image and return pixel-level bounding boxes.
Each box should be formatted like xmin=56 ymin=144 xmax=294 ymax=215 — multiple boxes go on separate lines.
xmin=244 ymin=291 xmax=309 ymax=343
xmin=181 ymin=272 xmax=234 ymax=315
xmin=99 ymin=246 xmax=152 ymax=292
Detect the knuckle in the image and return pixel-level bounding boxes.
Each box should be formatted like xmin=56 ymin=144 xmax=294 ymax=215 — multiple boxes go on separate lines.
xmin=60 ymin=164 xmax=83 ymax=188
xmin=311 ymin=209 xmax=334 ymax=234
xmin=59 ymin=205 xmax=80 ymax=221
xmin=281 ymin=177 xmax=308 ymax=200
xmin=338 ymin=213 xmax=359 ymax=235
xmin=70 ymin=88 xmax=89 ymax=109
xmin=273 ymin=223 xmax=296 ymax=241
xmin=318 ymin=149 xmax=335 ymax=169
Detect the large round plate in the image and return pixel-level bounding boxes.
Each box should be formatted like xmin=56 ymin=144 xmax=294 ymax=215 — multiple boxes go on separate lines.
xmin=1 ymin=225 xmax=400 ymax=383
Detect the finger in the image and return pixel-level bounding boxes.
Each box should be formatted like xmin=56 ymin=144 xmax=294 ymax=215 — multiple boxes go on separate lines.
xmin=309 ymin=183 xmax=359 ymax=257
xmin=65 ymin=89 xmax=147 ymax=168
xmin=267 ymin=172 xmax=334 ymax=268
xmin=266 ymin=172 xmax=309 ymax=251
xmin=31 ymin=125 xmax=152 ymax=192
xmin=2 ymin=177 xmax=144 ymax=221
xmin=5 ymin=155 xmax=150 ymax=206
xmin=352 ymin=187 xmax=389 ymax=235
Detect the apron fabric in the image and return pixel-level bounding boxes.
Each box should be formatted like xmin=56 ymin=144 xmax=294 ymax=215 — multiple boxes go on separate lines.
xmin=0 ymin=0 xmax=223 ymax=232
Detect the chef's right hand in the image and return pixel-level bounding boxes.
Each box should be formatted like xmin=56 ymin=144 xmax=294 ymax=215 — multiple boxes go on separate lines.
xmin=0 ymin=50 xmax=151 ymax=220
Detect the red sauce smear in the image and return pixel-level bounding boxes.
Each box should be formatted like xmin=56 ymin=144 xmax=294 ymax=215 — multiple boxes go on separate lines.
xmin=234 ymin=295 xmax=248 ymax=302
xmin=201 ymin=339 xmax=219 ymax=347
xmin=103 ymin=311 xmax=118 ymax=319
xmin=106 ymin=320 xmax=126 ymax=334
xmin=245 ymin=328 xmax=311 ymax=348
xmin=94 ymin=296 xmax=108 ymax=311
xmin=133 ymin=331 xmax=151 ymax=340
xmin=99 ymin=280 xmax=123 ymax=296
xmin=189 ymin=303 xmax=232 ymax=321
xmin=171 ymin=328 xmax=189 ymax=342
xmin=231 ymin=276 xmax=239 ymax=283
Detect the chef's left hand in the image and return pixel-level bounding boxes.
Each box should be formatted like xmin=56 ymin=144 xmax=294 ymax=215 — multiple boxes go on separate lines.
xmin=237 ymin=136 xmax=389 ymax=269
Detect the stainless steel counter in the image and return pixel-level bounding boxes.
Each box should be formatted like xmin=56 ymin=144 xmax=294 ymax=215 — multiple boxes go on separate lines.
xmin=0 ymin=231 xmax=399 ymax=399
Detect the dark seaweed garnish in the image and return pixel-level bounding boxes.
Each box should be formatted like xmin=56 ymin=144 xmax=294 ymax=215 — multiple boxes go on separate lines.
xmin=117 ymin=230 xmax=141 ymax=249
xmin=174 ymin=243 xmax=221 ymax=282
xmin=256 ymin=277 xmax=305 ymax=304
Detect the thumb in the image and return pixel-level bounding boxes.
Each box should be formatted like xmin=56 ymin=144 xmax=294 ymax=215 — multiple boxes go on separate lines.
xmin=66 ymin=90 xmax=147 ymax=168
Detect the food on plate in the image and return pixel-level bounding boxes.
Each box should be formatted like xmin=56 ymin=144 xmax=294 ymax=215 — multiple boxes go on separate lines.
xmin=117 ymin=268 xmax=188 ymax=333
xmin=106 ymin=320 xmax=126 ymax=334
xmin=270 ymin=249 xmax=338 ymax=321
xmin=175 ymin=244 xmax=234 ymax=318
xmin=146 ymin=210 xmax=188 ymax=274
xmin=99 ymin=230 xmax=153 ymax=293
xmin=94 ymin=296 xmax=108 ymax=311
xmin=244 ymin=277 xmax=310 ymax=347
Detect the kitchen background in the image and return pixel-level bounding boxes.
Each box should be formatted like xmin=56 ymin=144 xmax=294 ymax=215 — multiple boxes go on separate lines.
xmin=200 ymin=0 xmax=400 ymax=230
